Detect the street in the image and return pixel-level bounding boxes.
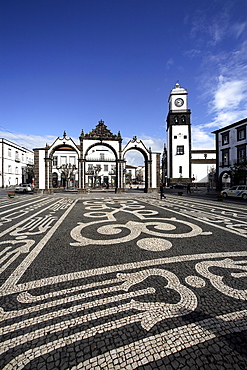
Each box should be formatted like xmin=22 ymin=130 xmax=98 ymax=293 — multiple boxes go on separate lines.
xmin=0 ymin=192 xmax=246 ymax=369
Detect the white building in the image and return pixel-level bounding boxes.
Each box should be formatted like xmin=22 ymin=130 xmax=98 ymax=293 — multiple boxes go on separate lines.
xmin=165 ymin=83 xmax=216 ymax=186
xmin=125 ymin=164 xmax=137 ymax=184
xmin=166 ymin=83 xmax=192 ymax=183
xmin=51 ymin=145 xmax=116 ymax=188
xmin=85 ymin=146 xmax=116 ymax=188
xmin=136 ymin=165 xmax=145 ymax=182
xmin=212 ymin=117 xmax=247 ymax=189
xmin=0 ymin=138 xmax=34 ymax=188
xmin=52 ymin=145 xmax=79 ymax=188
xmin=191 ymin=149 xmax=216 ymax=186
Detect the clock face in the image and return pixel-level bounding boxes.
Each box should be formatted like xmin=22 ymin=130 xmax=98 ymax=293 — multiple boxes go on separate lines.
xmin=175 ymin=98 xmax=184 ymax=107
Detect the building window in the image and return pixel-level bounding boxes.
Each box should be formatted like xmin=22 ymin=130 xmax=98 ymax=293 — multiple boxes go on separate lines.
xmin=104 ymin=165 xmax=108 ymax=171
xmin=176 ymin=145 xmax=184 ymax=155
xmin=60 ymin=156 xmax=67 ymax=165
xmin=237 ymin=145 xmax=246 ymax=163
xmin=15 ymin=167 xmax=18 ymax=175
xmin=15 ymin=151 xmax=20 ymax=162
xmin=53 ymin=156 xmax=58 ymax=167
xmin=237 ymin=126 xmax=246 ymax=141
xmin=174 ymin=116 xmax=179 ymax=124
xmin=100 ymin=153 xmax=105 ymax=161
xmin=22 ymin=153 xmax=24 ymax=162
xmin=8 ymin=165 xmax=12 ymax=173
xmin=8 ymin=148 xmax=11 ymax=157
xmin=221 ymin=149 xmax=229 ymax=167
xmin=69 ymin=156 xmax=76 ymax=165
xmin=222 ymin=132 xmax=229 ymax=145
xmin=179 ymin=166 xmax=182 ymax=174
xmin=184 ymin=135 xmax=187 ymax=139
xmin=174 ymin=136 xmax=177 ymax=139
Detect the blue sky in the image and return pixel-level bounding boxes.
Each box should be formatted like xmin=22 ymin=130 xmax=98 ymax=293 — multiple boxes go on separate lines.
xmin=1 ymin=0 xmax=247 ymax=165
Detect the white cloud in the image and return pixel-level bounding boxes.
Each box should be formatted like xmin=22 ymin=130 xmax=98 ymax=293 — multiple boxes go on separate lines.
xmin=123 ymin=135 xmax=164 ymax=166
xmin=190 ymin=5 xmax=246 ymax=47
xmin=191 ymin=126 xmax=215 ymax=149
xmin=123 ymin=135 xmax=164 ymax=153
xmin=0 ymin=130 xmax=79 ymax=151
xmin=231 ymin=22 xmax=247 ymax=38
xmin=0 ymin=129 xmax=164 ymax=167
xmin=166 ymin=58 xmax=174 ymax=69
xmin=213 ymin=77 xmax=246 ymax=111
xmin=194 ymin=36 xmax=247 ymax=130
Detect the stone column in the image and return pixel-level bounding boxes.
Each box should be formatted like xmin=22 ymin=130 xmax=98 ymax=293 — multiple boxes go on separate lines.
xmin=78 ymin=159 xmax=87 ymax=193
xmin=116 ymin=159 xmax=125 ymax=193
xmin=147 ymin=160 xmax=152 ymax=192
xmin=78 ymin=158 xmax=82 ymax=190
xmin=48 ymin=157 xmax=53 ymax=191
xmin=33 ymin=149 xmax=39 ymax=190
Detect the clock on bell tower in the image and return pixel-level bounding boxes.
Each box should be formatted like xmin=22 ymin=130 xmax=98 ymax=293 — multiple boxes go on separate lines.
xmin=166 ymin=83 xmax=191 ymax=184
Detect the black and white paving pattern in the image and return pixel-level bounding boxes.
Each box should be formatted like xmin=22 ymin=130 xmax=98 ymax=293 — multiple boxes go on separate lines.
xmin=0 ymin=193 xmax=246 ymax=369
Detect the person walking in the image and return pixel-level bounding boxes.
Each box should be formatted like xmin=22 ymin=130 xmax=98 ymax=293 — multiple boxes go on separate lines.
xmin=160 ymin=183 xmax=166 ymax=199
xmin=187 ymin=182 xmax=191 ymax=194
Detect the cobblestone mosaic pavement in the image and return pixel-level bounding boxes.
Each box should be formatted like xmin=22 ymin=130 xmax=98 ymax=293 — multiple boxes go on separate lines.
xmin=0 ymin=193 xmax=246 ymax=369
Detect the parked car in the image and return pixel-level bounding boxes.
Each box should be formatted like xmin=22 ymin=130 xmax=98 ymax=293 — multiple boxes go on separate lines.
xmin=15 ymin=184 xmax=33 ymax=193
xmin=221 ymin=185 xmax=247 ymax=199
xmin=170 ymin=183 xmax=185 ymax=189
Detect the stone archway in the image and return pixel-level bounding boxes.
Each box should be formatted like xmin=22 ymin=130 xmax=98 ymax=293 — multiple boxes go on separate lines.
xmin=34 ymin=121 xmax=160 ymax=193
xmin=122 ymin=136 xmax=160 ymax=193
xmin=34 ymin=132 xmax=80 ymax=194
xmin=78 ymin=120 xmax=123 ymax=193
xmin=219 ymin=170 xmax=232 ymax=190
xmin=83 ymin=142 xmax=119 ymax=191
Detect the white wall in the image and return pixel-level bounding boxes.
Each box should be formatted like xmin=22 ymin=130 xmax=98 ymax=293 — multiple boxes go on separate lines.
xmin=191 ymin=163 xmax=216 ymax=183
xmin=171 ymin=125 xmax=190 ymax=178
xmin=0 ymin=139 xmax=34 ymax=187
xmin=38 ymin=149 xmax=46 ymax=189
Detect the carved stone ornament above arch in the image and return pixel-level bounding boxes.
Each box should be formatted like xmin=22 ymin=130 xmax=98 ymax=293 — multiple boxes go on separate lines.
xmin=80 ymin=120 xmax=122 ymax=142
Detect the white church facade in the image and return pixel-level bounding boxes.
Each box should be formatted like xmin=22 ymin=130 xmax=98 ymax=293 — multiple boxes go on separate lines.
xmin=165 ymin=83 xmax=216 ymax=187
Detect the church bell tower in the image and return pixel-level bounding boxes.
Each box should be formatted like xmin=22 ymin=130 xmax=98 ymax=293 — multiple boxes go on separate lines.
xmin=166 ymin=83 xmax=191 ymax=184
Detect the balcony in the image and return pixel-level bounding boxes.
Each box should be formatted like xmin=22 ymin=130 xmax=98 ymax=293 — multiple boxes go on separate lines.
xmin=86 ymin=157 xmax=115 ymax=162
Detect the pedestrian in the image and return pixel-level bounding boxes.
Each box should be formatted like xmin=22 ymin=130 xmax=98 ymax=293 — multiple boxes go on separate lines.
xmin=187 ymin=182 xmax=191 ymax=194
xmin=160 ymin=183 xmax=166 ymax=199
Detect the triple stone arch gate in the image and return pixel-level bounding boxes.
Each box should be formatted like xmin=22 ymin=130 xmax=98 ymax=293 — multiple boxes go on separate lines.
xmin=33 ymin=120 xmax=160 ymax=194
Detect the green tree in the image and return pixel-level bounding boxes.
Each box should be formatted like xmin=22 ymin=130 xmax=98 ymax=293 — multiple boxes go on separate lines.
xmin=229 ymin=157 xmax=247 ymax=185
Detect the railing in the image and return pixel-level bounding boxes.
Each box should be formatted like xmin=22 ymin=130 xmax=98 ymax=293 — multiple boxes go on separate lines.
xmin=86 ymin=157 xmax=115 ymax=162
